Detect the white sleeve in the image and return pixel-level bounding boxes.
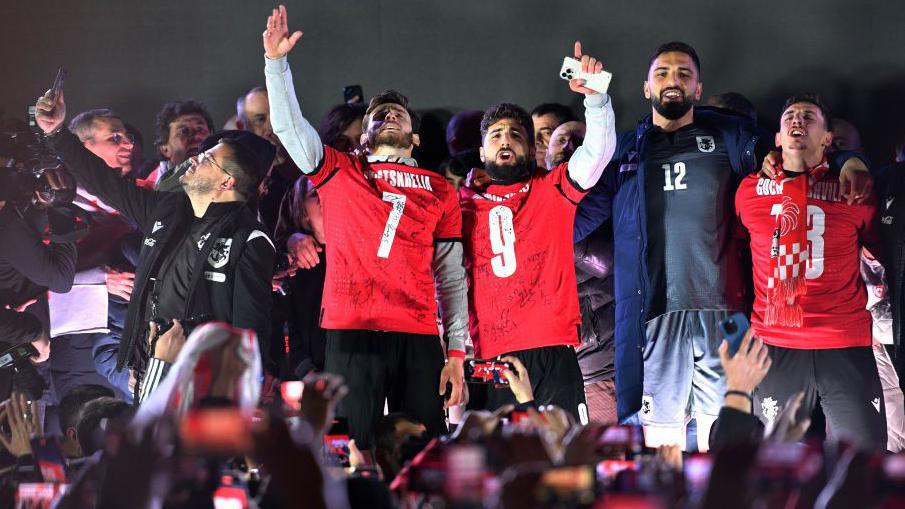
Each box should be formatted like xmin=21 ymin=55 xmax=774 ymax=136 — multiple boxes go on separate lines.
xmin=566 ymin=94 xmax=617 ymax=190
xmin=264 ymin=56 xmax=324 ymax=174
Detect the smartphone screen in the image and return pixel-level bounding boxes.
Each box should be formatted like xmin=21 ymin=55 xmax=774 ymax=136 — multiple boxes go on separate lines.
xmin=280 ymin=380 xmax=304 ymax=413
xmin=464 ymin=359 xmax=514 ymax=385
xmin=31 ymin=436 xmax=67 ymax=483
xmin=323 ymin=418 xmax=350 ymax=467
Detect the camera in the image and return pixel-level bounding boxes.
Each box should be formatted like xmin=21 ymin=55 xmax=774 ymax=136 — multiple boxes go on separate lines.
xmin=0 ymin=112 xmax=75 ymax=207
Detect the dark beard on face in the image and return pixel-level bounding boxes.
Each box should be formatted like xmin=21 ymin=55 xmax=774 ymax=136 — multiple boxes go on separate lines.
xmin=651 ymin=90 xmax=694 ymax=120
xmin=372 ymin=129 xmax=414 ymax=150
xmin=484 ymin=155 xmax=534 ymax=185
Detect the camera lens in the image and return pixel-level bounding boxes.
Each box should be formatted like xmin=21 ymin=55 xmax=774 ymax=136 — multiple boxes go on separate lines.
xmin=561 ymin=72 xmax=568 ymax=77
xmin=723 ymin=320 xmax=737 ymax=334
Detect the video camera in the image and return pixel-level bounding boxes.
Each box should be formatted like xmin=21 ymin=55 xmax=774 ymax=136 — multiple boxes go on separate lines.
xmin=0 ymin=112 xmax=76 ymax=206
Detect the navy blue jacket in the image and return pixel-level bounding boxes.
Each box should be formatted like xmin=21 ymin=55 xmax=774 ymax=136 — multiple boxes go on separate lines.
xmin=574 ymin=107 xmax=855 ymax=420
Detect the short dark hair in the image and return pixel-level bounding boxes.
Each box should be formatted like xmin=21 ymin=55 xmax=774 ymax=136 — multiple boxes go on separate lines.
xmin=69 ymin=109 xmax=122 ymax=141
xmin=706 ymin=92 xmax=757 ymax=122
xmin=649 ymin=41 xmax=701 ymax=75
xmin=480 ymin=103 xmax=535 ymax=147
xmin=76 ymin=397 xmax=134 ymax=456
xmin=218 ymin=137 xmax=261 ymax=199
xmin=154 ymin=99 xmax=215 ymax=147
xmin=782 ymin=93 xmax=833 ymax=131
xmin=59 ymin=384 xmax=115 ymax=434
xmin=364 ymin=90 xmax=420 ymax=133
xmin=530 ymin=103 xmax=577 ymax=126
xmin=319 ymin=102 xmax=367 ymax=150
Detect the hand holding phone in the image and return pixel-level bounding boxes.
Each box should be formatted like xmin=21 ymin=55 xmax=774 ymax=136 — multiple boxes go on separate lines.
xmin=718 ymin=312 xmax=750 ymax=357
xmin=34 ymin=68 xmax=68 ymax=135
xmin=464 ymin=359 xmax=515 ymax=386
xmin=560 ymin=41 xmax=612 ymax=95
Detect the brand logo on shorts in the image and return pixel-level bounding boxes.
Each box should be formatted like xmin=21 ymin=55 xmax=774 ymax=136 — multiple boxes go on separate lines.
xmin=872 ymin=397 xmax=881 ymax=413
xmin=696 ymin=136 xmax=715 ymax=153
xmin=761 ymin=397 xmax=779 ymax=423
xmin=152 ymin=221 xmax=164 ymax=233
xmin=578 ymin=403 xmax=589 ymax=425
xmin=641 ymin=395 xmax=653 ymax=416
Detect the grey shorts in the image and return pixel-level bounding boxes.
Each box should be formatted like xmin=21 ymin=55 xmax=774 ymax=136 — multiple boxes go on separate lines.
xmin=640 ymin=310 xmax=731 ymax=430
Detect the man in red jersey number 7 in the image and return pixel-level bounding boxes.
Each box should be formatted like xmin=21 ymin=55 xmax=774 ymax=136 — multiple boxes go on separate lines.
xmin=262 ymin=5 xmax=466 ymax=447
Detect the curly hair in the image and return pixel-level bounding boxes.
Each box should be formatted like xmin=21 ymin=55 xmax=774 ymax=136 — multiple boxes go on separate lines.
xmin=480 ymin=103 xmax=534 ymax=147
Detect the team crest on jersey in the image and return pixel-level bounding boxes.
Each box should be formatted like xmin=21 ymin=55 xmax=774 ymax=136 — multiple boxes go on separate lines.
xmin=696 ymin=136 xmax=715 ymax=153
xmin=207 ymin=238 xmax=232 ymax=269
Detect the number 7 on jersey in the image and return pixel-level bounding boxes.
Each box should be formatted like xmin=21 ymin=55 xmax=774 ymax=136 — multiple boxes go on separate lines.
xmin=378 ymin=192 xmax=407 ymax=258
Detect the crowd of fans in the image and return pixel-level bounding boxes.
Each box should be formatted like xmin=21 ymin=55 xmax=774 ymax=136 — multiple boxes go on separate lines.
xmin=1 ymin=4 xmax=904 ymax=508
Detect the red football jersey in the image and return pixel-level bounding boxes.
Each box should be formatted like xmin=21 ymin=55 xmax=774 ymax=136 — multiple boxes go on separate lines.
xmin=460 ymin=163 xmax=586 ymax=358
xmin=309 ymin=147 xmax=461 ymax=334
xmin=735 ymin=173 xmax=877 ymax=349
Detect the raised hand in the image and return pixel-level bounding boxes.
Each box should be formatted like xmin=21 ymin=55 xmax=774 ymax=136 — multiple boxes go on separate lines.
xmin=569 ymin=41 xmax=604 ymax=96
xmin=263 ymin=4 xmax=303 ymax=59
xmin=34 ymin=89 xmax=66 ymax=135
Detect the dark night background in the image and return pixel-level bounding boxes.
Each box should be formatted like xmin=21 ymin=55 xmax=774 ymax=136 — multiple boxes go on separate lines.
xmin=1 ymin=0 xmax=904 ymax=166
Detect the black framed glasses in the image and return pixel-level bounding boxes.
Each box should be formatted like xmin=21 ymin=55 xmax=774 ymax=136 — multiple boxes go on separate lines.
xmin=197 ymin=150 xmax=232 ymax=177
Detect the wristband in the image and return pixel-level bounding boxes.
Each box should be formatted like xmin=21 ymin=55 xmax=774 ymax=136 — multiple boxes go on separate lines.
xmin=725 ymin=390 xmax=754 ymax=409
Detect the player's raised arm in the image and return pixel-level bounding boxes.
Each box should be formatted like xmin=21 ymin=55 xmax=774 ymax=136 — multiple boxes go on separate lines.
xmin=263 ymin=4 xmax=324 ymax=174
xmin=566 ymin=41 xmax=617 ymax=191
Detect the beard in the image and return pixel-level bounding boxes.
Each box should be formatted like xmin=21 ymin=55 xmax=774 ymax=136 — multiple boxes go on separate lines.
xmin=651 ymin=88 xmax=694 ymax=120
xmin=371 ymin=128 xmax=414 ymax=150
xmin=484 ymin=155 xmax=534 ymax=185
xmin=180 ymin=168 xmax=218 ymax=196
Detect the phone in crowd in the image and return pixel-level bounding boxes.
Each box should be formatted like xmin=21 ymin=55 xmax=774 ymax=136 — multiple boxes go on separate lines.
xmin=464 ymin=359 xmax=515 ymax=386
xmin=49 ymin=67 xmax=68 ymax=106
xmin=323 ymin=417 xmax=351 ymax=467
xmin=213 ymin=471 xmax=250 ymax=509
xmin=536 ymin=464 xmax=597 ymax=506
xmin=180 ymin=408 xmax=253 ymax=455
xmin=719 ymin=311 xmax=751 ymax=356
xmin=15 ymin=482 xmax=69 ymax=509
xmin=31 ymin=436 xmax=67 ymax=483
xmin=0 ymin=342 xmax=40 ymax=369
xmin=280 ymin=380 xmax=304 ymax=414
xmin=407 ymin=444 xmax=485 ymax=502
xmin=595 ymin=424 xmax=646 ymax=459
xmin=343 ymin=84 xmax=364 ymax=105
xmin=596 ymin=459 xmax=637 ymax=482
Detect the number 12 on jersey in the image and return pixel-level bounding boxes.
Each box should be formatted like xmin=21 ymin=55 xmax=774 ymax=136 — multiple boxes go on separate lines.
xmin=489 ymin=205 xmax=516 ymax=278
xmin=662 ymin=162 xmax=687 ymax=191
xmin=378 ymin=192 xmax=407 ymax=258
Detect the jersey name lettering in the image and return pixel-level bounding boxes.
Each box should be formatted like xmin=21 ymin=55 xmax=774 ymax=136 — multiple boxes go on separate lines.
xmin=365 ymin=169 xmax=433 ymax=191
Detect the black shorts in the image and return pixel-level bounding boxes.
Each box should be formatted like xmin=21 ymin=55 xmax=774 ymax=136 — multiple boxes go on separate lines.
xmin=467 ymin=345 xmax=588 ymax=423
xmin=324 ymin=329 xmax=447 ymax=449
xmin=754 ymin=345 xmax=886 ymax=450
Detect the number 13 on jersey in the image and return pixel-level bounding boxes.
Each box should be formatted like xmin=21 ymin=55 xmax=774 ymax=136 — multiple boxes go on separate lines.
xmin=489 ymin=205 xmax=516 ymax=278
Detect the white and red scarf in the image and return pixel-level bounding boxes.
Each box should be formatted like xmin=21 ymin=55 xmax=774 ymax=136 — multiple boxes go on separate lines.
xmin=764 ymin=159 xmax=829 ymax=327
